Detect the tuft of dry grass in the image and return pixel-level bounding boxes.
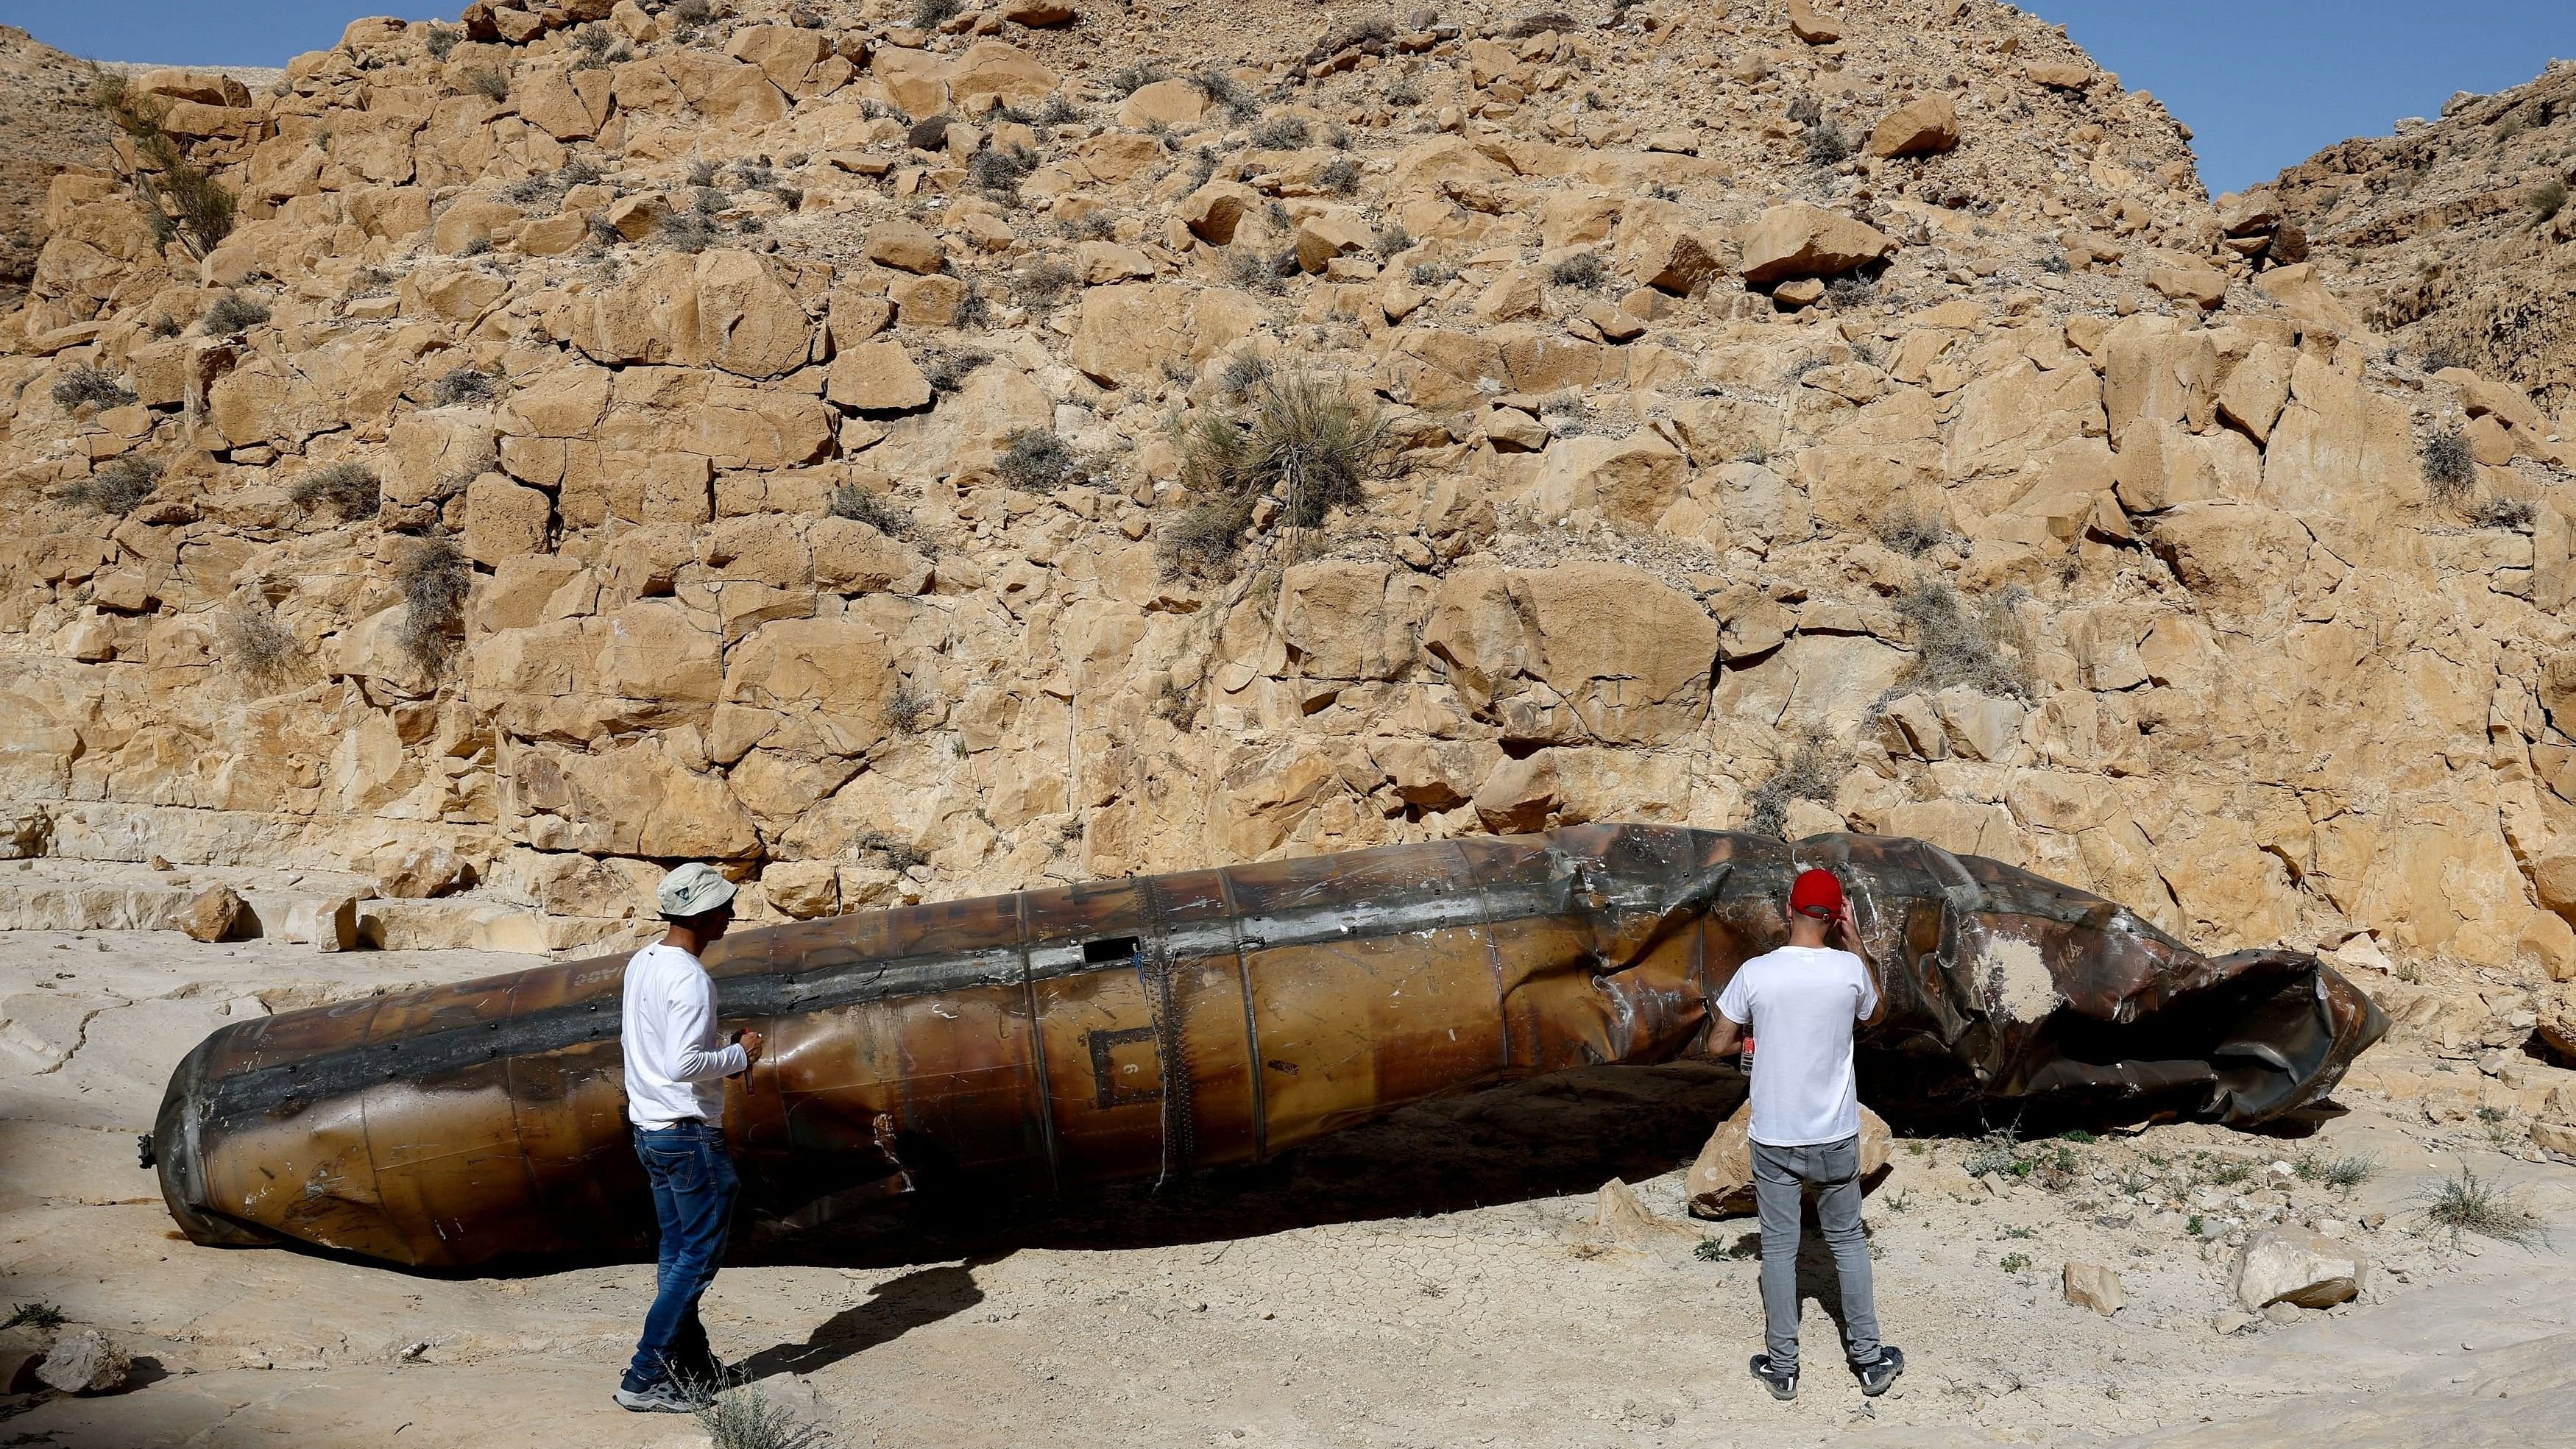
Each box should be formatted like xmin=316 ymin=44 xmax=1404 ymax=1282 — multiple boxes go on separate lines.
xmin=1892 ymin=576 xmax=2034 ymax=700
xmin=52 ymin=365 xmax=135 ymax=413
xmin=2422 ymin=428 xmax=2477 ymax=502
xmin=2414 ymin=1165 xmax=2544 ymax=1248
xmin=218 ymin=602 xmax=300 ymax=687
xmin=289 ymin=462 xmax=382 ymax=521
xmin=202 ymin=291 xmax=271 ymax=339
xmin=395 ymin=536 xmax=471 ymax=669
xmin=995 ymin=429 xmax=1082 ymax=492
xmin=829 ymin=485 xmax=913 ymax=538
xmin=1745 ymin=729 xmax=1844 ymax=840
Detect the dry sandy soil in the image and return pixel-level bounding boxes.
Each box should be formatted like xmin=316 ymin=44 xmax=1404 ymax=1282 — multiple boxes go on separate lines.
xmin=1 ymin=929 xmax=2572 ymax=1449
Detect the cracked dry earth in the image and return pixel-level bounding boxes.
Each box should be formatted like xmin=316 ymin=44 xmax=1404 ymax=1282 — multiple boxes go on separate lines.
xmin=3 ymin=930 xmax=2575 ymax=1449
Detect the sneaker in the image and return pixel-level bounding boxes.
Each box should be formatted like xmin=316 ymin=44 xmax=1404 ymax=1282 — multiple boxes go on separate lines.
xmin=614 ymin=1378 xmax=709 ymax=1414
xmin=1750 ymin=1353 xmax=1798 ymax=1401
xmin=1853 ymin=1345 xmax=1905 ymax=1397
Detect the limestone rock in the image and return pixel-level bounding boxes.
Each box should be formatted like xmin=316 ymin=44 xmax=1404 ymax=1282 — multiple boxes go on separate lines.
xmin=1685 ymin=1102 xmax=1893 ymax=1217
xmin=376 ymin=846 xmax=473 ymax=900
xmin=35 ymin=1328 xmax=129 ymax=1395
xmin=1471 ymin=753 xmax=1560 ymax=833
xmin=2062 ymin=1262 xmax=2125 ymax=1316
xmin=864 ymin=220 xmax=947 ymax=275
xmin=1739 ymin=203 xmax=1894 ymax=286
xmin=1117 ymin=77 xmax=1206 ymax=130
xmin=1866 ymin=95 xmax=1958 ymax=157
xmin=1002 ymin=0 xmax=1076 ymax=26
xmin=180 ymin=885 xmax=250 ymax=943
xmin=2232 ymin=1230 xmax=2368 ymax=1311
xmin=2026 ymin=60 xmax=2094 ymax=90
xmin=1786 ymin=0 xmax=1841 ymax=45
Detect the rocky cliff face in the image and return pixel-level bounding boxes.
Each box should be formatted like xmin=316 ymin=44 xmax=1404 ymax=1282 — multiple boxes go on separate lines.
xmin=2274 ymin=58 xmax=2576 ymax=415
xmin=1 ymin=0 xmax=2572 ymax=1002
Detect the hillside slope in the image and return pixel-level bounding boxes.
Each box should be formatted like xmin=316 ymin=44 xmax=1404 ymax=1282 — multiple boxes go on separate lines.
xmin=0 ymin=0 xmax=2570 ymax=1049
xmin=2272 ymin=58 xmax=2576 ymax=415
xmin=0 ymin=25 xmax=117 ymax=310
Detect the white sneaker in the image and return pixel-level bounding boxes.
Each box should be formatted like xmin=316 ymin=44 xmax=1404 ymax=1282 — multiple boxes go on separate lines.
xmin=614 ymin=1379 xmax=708 ymax=1414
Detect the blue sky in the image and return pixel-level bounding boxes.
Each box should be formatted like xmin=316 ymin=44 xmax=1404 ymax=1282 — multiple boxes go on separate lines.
xmin=8 ymin=1 xmax=2572 ymax=195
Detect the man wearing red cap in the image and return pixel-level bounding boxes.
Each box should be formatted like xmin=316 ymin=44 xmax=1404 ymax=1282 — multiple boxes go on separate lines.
xmin=1705 ymin=866 xmax=1900 ymax=1403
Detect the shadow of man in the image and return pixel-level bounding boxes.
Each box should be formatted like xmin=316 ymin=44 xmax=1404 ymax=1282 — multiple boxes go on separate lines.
xmin=735 ymin=1261 xmax=986 ymax=1383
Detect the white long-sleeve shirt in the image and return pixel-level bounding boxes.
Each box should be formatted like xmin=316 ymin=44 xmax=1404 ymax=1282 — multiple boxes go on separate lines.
xmin=621 ymin=942 xmax=747 ymax=1130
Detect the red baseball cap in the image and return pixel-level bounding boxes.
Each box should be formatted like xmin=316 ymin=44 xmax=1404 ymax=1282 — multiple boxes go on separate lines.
xmin=1788 ymin=868 xmax=1844 ymax=918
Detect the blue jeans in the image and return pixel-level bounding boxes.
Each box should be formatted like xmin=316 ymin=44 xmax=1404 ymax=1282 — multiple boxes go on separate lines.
xmin=623 ymin=1122 xmax=740 ymax=1392
xmin=1751 ymin=1135 xmax=1880 ymax=1375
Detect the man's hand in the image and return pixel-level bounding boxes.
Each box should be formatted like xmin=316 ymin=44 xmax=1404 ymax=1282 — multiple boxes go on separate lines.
xmin=733 ymin=1029 xmax=764 ymax=1072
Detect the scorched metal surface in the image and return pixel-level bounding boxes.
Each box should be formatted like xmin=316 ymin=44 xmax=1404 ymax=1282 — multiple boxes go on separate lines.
xmin=151 ymin=826 xmax=2387 ymax=1269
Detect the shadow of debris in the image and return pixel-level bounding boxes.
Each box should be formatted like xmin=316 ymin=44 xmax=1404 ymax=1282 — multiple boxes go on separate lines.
xmin=754 ymin=1061 xmax=1747 ymax=1270
xmin=733 ymin=1262 xmax=988 ymax=1384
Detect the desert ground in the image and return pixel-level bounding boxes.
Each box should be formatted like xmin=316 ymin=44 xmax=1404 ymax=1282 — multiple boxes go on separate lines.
xmin=2 ymin=925 xmax=2569 ymax=1449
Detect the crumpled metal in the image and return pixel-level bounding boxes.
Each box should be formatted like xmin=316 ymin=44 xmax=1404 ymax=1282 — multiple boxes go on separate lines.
xmin=153 ymin=825 xmax=2385 ymax=1269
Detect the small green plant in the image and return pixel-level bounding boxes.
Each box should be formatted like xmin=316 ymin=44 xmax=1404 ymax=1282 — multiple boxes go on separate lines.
xmin=829 ymin=485 xmax=913 ymax=537
xmin=1693 ymin=1236 xmax=1724 ymax=1261
xmin=203 ymin=291 xmax=271 ymax=339
xmin=66 ymin=454 xmax=163 ymax=515
xmin=395 ymin=535 xmax=471 ymax=669
xmin=1546 ymin=252 xmax=1609 ymax=290
xmin=2477 ymin=1105 xmax=2507 ymax=1124
xmin=1998 ymin=1251 xmax=2031 ymax=1273
xmin=2001 ymin=1225 xmax=2037 ymax=1240
xmin=1886 ymin=1189 xmax=1913 ymax=1214
xmin=288 ymin=461 xmax=381 ymax=521
xmin=464 ymin=67 xmax=510 ymax=102
xmin=1249 ymin=114 xmax=1312 ymax=150
xmin=2320 ymin=1154 xmax=2378 ymax=1191
xmin=93 ymin=68 xmax=235 ymax=255
xmin=2415 ymin=1165 xmax=2543 ymax=1248
xmin=4 ymin=1302 xmax=66 ymax=1331
xmin=2422 ymin=428 xmax=2477 ymax=502
xmin=2185 ymin=1214 xmax=2206 ymax=1236
xmin=424 ymin=26 xmax=459 ymax=60
xmin=996 ymin=429 xmax=1082 ymax=492
xmin=1158 ymin=368 xmax=1384 ymax=581
xmin=52 ymin=365 xmax=135 ymax=412
xmin=2209 ymin=1158 xmax=2254 ymax=1187
xmin=696 ymin=1384 xmax=827 ymax=1449
xmin=433 ymin=365 xmax=503 ymax=407
xmin=2059 ymin=1129 xmax=2098 ymax=1145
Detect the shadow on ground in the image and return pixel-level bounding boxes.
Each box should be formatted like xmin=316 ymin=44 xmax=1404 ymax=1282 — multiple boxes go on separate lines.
xmin=742 ymin=1062 xmax=1749 ymax=1269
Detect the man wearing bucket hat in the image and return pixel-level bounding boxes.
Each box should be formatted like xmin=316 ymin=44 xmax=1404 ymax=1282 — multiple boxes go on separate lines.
xmin=1703 ymin=866 xmax=1900 ymax=1404
xmin=615 ymin=862 xmax=762 ymax=1413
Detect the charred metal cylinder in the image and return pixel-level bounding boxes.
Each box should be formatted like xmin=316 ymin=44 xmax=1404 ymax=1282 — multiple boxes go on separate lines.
xmin=153 ymin=826 xmax=2385 ymax=1269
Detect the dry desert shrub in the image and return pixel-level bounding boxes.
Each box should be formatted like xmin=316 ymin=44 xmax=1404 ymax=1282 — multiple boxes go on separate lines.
xmin=51 ymin=365 xmax=135 ymax=412
xmin=65 ymin=455 xmax=162 ymax=516
xmin=1745 ymin=729 xmax=1844 ymax=840
xmin=218 ymin=602 xmax=300 ymax=687
xmin=92 ymin=69 xmax=234 ymax=254
xmin=202 ymin=291 xmax=271 ymax=339
xmin=2421 ymin=428 xmax=2477 ymax=502
xmin=828 ymin=484 xmax=913 ymax=537
xmin=1893 ymin=576 xmax=2034 ymax=700
xmin=396 ymin=536 xmax=472 ymax=668
xmin=288 ymin=462 xmax=381 ymax=522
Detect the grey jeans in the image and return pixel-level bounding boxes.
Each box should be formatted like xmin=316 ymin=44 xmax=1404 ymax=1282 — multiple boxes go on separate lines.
xmin=1751 ymin=1134 xmax=1880 ymax=1373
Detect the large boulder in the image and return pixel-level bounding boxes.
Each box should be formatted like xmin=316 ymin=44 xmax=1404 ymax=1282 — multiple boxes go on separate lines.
xmin=2232 ymin=1230 xmax=2368 ymax=1311
xmin=179 ymin=885 xmax=251 ymax=943
xmin=1685 ymin=1101 xmax=1894 ymax=1217
xmin=1422 ymin=563 xmax=1718 ymax=746
xmin=1866 ymin=94 xmax=1958 ymax=157
xmin=35 ymin=1328 xmax=130 ymax=1395
xmin=1738 ymin=203 xmax=1894 ymax=286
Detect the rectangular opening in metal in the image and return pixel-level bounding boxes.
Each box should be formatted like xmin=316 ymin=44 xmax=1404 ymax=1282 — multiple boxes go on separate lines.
xmin=1081 ymin=936 xmax=1140 ymax=965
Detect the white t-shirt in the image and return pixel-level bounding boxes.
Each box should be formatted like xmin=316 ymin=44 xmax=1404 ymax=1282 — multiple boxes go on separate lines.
xmin=621 ymin=942 xmax=748 ymax=1130
xmin=1713 ymin=946 xmax=1879 ymax=1148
